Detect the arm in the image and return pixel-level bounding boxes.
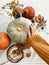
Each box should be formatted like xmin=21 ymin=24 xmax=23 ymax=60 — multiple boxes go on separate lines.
xmin=21 ymin=34 xmax=49 ymax=64
xmin=29 ymin=34 xmax=49 ymax=64
xmin=21 ymin=24 xmax=49 ymax=64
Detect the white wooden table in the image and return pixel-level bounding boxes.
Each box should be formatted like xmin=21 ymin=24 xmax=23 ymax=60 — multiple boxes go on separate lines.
xmin=0 ymin=0 xmax=49 ymax=65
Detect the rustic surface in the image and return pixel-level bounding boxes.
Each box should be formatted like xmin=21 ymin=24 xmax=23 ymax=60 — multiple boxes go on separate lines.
xmin=0 ymin=0 xmax=49 ymax=65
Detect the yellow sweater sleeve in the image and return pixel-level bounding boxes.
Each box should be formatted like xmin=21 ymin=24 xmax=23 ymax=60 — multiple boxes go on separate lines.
xmin=28 ymin=34 xmax=49 ymax=64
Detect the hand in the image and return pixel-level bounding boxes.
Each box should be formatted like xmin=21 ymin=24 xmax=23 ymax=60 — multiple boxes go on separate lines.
xmin=28 ymin=24 xmax=36 ymax=38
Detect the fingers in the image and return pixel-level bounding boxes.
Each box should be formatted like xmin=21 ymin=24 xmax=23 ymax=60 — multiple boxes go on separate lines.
xmin=28 ymin=23 xmax=36 ymax=38
xmin=28 ymin=31 xmax=31 ymax=37
xmin=31 ymin=23 xmax=34 ymax=26
xmin=30 ymin=23 xmax=35 ymax=35
xmin=31 ymin=24 xmax=36 ymax=35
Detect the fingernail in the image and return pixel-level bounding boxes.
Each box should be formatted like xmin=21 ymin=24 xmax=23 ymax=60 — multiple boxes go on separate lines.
xmin=31 ymin=23 xmax=33 ymax=25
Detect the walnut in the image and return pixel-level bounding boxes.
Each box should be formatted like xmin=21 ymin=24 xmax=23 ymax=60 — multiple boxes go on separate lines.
xmin=34 ymin=14 xmax=46 ymax=26
xmin=35 ymin=14 xmax=44 ymax=23
xmin=35 ymin=14 xmax=47 ymax=29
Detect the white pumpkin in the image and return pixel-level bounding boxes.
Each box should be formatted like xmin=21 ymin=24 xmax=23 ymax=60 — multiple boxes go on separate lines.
xmin=7 ymin=17 xmax=31 ymax=44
